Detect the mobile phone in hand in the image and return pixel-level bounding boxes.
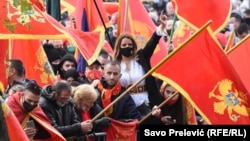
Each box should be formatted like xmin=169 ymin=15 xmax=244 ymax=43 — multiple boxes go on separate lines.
xmin=26 ymin=120 xmax=35 ymax=129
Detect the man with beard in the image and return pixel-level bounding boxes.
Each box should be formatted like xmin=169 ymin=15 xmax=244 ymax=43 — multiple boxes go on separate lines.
xmin=96 ymin=61 xmax=141 ymax=120
xmin=6 ymin=83 xmax=65 ymax=141
xmin=95 ymin=61 xmax=142 ymax=141
xmin=57 ymin=54 xmax=77 ymax=80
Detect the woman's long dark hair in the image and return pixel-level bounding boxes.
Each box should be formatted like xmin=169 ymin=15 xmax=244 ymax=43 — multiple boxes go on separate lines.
xmin=113 ymin=33 xmax=138 ymax=62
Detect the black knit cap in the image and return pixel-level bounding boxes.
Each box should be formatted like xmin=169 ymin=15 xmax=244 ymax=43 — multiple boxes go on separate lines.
xmin=63 ymin=68 xmax=80 ymax=81
xmin=46 ymin=49 xmax=61 ymax=63
xmin=58 ymin=54 xmax=77 ymax=70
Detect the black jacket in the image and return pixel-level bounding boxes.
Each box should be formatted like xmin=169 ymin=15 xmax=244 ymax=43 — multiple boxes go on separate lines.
xmin=136 ymin=32 xmax=165 ymax=109
xmin=39 ymin=85 xmax=83 ymax=138
xmin=132 ymin=32 xmax=168 ymax=125
xmin=74 ymin=102 xmax=104 ymax=133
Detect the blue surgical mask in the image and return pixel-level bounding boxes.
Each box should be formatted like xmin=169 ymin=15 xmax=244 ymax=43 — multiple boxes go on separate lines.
xmin=67 ymin=45 xmax=75 ymax=53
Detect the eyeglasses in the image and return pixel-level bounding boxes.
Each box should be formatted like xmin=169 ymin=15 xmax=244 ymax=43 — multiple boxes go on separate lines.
xmin=165 ymin=90 xmax=176 ymax=95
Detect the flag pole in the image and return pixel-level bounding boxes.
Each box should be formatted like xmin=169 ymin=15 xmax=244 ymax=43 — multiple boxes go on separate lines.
xmin=93 ymin=0 xmax=114 ymax=49
xmin=91 ymin=20 xmax=212 ymax=123
xmin=123 ymin=0 xmax=130 ymax=33
xmin=139 ymin=92 xmax=178 ymax=124
xmin=224 ymin=30 xmax=235 ymax=53
xmin=226 ymin=33 xmax=250 ymax=54
xmin=167 ymin=13 xmax=177 ymax=54
xmin=169 ymin=13 xmax=177 ymax=42
xmin=117 ymin=0 xmax=130 ymax=36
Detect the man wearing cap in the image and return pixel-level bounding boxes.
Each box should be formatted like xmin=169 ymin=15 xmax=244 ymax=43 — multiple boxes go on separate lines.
xmin=78 ymin=59 xmax=103 ymax=87
xmin=57 ymin=54 xmax=78 ymax=80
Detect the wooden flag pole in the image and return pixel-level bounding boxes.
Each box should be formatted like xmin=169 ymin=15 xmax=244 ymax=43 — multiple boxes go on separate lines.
xmin=123 ymin=0 xmax=130 ymax=33
xmin=139 ymin=91 xmax=178 ymax=124
xmin=91 ymin=20 xmax=212 ymax=123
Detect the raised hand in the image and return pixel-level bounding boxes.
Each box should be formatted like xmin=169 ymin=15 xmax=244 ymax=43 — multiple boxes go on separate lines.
xmin=159 ymin=10 xmax=168 ymax=31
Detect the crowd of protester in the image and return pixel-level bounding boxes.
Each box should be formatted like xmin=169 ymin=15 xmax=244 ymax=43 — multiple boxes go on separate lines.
xmin=1 ymin=0 xmax=248 ymax=140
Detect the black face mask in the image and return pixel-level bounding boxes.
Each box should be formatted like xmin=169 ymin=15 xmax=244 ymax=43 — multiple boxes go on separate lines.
xmin=51 ymin=64 xmax=59 ymax=75
xmin=23 ymin=101 xmax=37 ymax=112
xmin=120 ymin=47 xmax=133 ymax=57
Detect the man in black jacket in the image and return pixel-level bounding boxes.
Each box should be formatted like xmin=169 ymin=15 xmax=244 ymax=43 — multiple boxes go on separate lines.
xmin=96 ymin=61 xmax=142 ymax=120
xmin=39 ymin=80 xmax=93 ymax=138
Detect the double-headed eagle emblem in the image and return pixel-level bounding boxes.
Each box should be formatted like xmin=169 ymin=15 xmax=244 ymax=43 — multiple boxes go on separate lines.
xmin=5 ymin=0 xmax=45 ymax=33
xmin=209 ymin=79 xmax=250 ymax=122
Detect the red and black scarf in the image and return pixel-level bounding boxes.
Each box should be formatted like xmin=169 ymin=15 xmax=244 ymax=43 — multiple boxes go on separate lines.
xmin=97 ymin=82 xmax=121 ymax=116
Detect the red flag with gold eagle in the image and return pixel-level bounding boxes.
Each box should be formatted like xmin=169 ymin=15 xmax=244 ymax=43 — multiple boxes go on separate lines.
xmin=227 ymin=35 xmax=250 ymax=95
xmin=103 ymin=119 xmax=138 ymax=141
xmin=172 ymin=0 xmax=231 ymax=33
xmin=172 ymin=21 xmax=195 ymax=49
xmin=153 ymin=25 xmax=250 ymax=124
xmin=118 ymin=0 xmax=167 ymax=66
xmin=0 ymin=0 xmax=99 ymax=64
xmin=0 ymin=40 xmax=9 ymax=93
xmin=71 ymin=0 xmax=110 ymax=73
xmin=10 ymin=40 xmax=56 ymax=87
xmin=0 ymin=0 xmax=68 ymax=38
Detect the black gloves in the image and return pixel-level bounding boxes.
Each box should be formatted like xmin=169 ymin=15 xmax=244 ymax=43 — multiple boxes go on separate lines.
xmin=94 ymin=117 xmax=110 ymax=127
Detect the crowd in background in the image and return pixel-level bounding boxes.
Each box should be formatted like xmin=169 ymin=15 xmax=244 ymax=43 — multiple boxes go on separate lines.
xmin=1 ymin=0 xmax=248 ymax=140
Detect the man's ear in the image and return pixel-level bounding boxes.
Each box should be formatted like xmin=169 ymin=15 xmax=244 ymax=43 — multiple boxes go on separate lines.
xmin=51 ymin=91 xmax=58 ymax=100
xmin=53 ymin=91 xmax=57 ymax=97
xmin=8 ymin=68 xmax=15 ymax=75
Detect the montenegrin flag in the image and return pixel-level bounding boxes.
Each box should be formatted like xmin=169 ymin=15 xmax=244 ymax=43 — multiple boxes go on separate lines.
xmin=0 ymin=0 xmax=96 ymax=64
xmin=152 ymin=21 xmax=250 ymax=124
xmin=103 ymin=119 xmax=138 ymax=141
xmin=226 ymin=35 xmax=250 ymax=95
xmin=0 ymin=40 xmax=9 ymax=92
xmin=73 ymin=0 xmax=107 ymax=69
xmin=172 ymin=21 xmax=195 ymax=49
xmin=10 ymin=40 xmax=56 ymax=87
xmin=172 ymin=0 xmax=231 ymax=33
